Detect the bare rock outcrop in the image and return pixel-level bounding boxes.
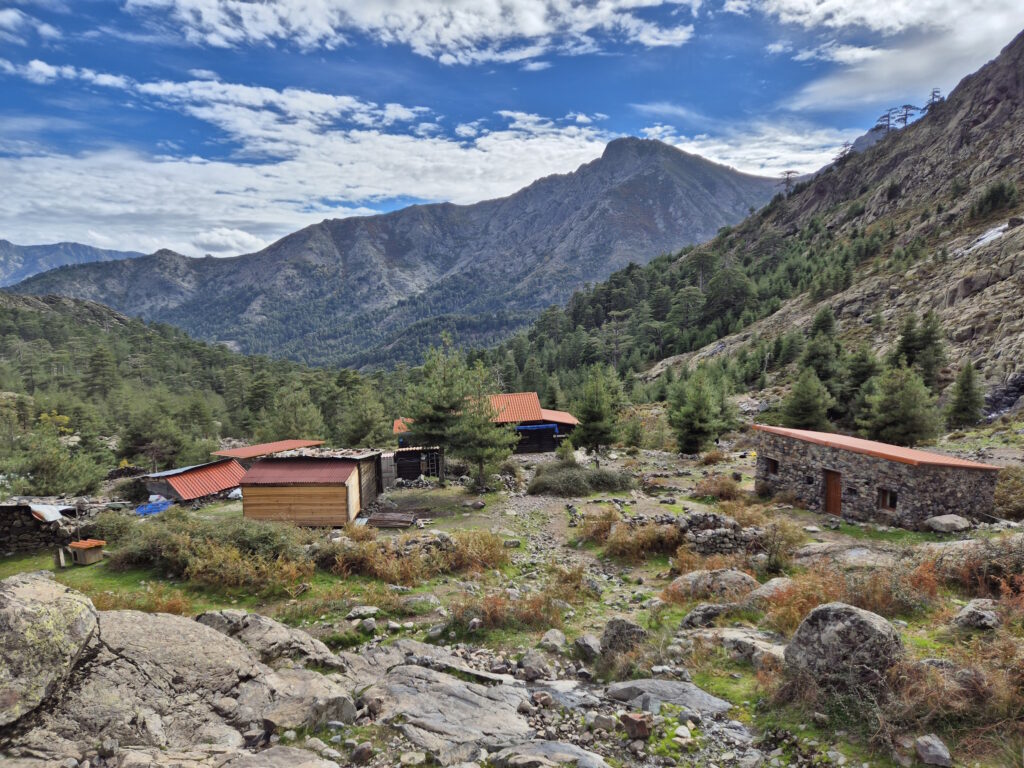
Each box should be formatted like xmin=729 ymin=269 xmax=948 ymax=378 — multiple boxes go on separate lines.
xmin=196 ymin=609 xmax=346 ymax=670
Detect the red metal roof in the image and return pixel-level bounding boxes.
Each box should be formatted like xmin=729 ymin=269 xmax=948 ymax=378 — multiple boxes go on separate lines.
xmin=241 ymin=457 xmax=356 ymax=486
xmin=489 ymin=392 xmax=544 ymax=423
xmin=393 ymin=418 xmax=411 ymax=435
xmin=540 ymin=407 xmax=580 ymax=426
xmin=752 ymin=425 xmax=1000 ymax=471
xmin=213 ymin=439 xmax=325 ymax=459
xmin=163 ymin=459 xmax=247 ymax=500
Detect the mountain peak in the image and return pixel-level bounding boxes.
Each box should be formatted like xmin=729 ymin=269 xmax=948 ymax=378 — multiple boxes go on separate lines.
xmin=601 ymin=136 xmax=677 ymax=162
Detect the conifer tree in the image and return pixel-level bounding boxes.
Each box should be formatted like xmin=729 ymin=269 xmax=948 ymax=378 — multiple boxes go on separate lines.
xmin=781 ymin=368 xmax=834 ymax=431
xmin=946 ymin=363 xmax=984 ymax=429
xmin=256 ymin=388 xmax=325 ymax=442
xmin=862 ymin=365 xmax=941 ymax=446
xmin=575 ymin=367 xmax=616 ymax=455
xmin=448 ymin=361 xmax=518 ymax=488
xmin=406 ymin=336 xmax=468 ymax=483
xmin=668 ymin=369 xmax=733 ymax=453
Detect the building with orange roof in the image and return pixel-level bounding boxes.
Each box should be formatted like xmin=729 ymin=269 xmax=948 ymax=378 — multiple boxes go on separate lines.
xmin=213 ymin=439 xmax=325 ymax=468
xmin=751 ymin=425 xmax=1000 ymax=529
xmin=393 ymin=392 xmax=578 ymax=453
xmin=144 ymin=459 xmax=247 ymax=502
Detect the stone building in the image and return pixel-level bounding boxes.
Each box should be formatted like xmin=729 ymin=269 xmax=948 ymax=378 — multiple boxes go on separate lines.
xmin=752 ymin=425 xmax=1000 ymax=529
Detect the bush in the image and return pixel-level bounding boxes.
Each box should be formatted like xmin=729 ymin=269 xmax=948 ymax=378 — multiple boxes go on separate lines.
xmin=576 ymin=506 xmax=621 ymax=545
xmin=111 ymin=477 xmax=149 ymax=503
xmin=527 ymin=463 xmax=632 ymax=497
xmin=450 ymin=589 xmax=564 ymax=632
xmin=693 ymin=474 xmax=742 ymax=500
xmin=970 ymin=180 xmax=1018 ymax=219
xmin=700 ymin=449 xmax=728 ymax=465
xmin=89 ymin=510 xmax=137 ymax=545
xmin=605 ymin=522 xmax=685 ymax=562
xmin=759 ymin=519 xmax=806 ymax=573
xmin=994 ymin=467 xmax=1024 ymax=521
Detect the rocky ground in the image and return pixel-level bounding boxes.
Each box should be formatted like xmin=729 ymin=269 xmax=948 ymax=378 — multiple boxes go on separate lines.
xmin=1 ymin=446 xmax=1022 ymax=768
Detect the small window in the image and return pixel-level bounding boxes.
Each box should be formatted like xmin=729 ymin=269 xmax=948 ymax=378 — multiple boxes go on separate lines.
xmin=878 ymin=489 xmax=898 ymax=510
xmin=765 ymin=457 xmax=779 ymax=475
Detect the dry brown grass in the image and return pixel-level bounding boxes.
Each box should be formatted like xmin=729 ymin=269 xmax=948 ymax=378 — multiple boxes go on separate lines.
xmin=575 ymin=506 xmax=621 ymax=545
xmin=694 ymin=474 xmax=742 ymax=500
xmin=719 ymin=500 xmax=768 ymax=527
xmin=928 ymin=535 xmax=1024 ymax=597
xmin=670 ymin=545 xmax=748 ymax=580
xmin=605 ymin=522 xmax=685 ymax=562
xmin=88 ymin=584 xmax=194 ymax=615
xmin=449 ymin=589 xmax=564 ymax=631
xmin=700 ymin=449 xmax=728 ymax=465
xmin=994 ymin=467 xmax=1024 ymax=521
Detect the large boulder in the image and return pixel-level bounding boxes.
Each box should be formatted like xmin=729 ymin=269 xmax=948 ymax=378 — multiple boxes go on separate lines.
xmin=742 ymin=577 xmax=794 ymax=608
xmin=951 ymin=598 xmax=1000 ymax=630
xmin=667 ymin=569 xmax=758 ymax=601
xmin=784 ymin=602 xmax=904 ymax=687
xmin=0 ymin=571 xmax=98 ymax=727
xmin=924 ymin=515 xmax=972 ymax=533
xmin=605 ymin=679 xmax=731 ymax=716
xmin=196 ymin=610 xmax=346 ymax=670
xmin=490 ymin=740 xmax=611 ymax=768
xmin=599 ymin=618 xmax=647 ymax=656
xmin=370 ymin=664 xmax=533 ymax=765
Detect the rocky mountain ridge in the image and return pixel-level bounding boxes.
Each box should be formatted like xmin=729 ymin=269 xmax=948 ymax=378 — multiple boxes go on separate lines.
xmin=10 ymin=139 xmax=775 ymax=368
xmin=0 ymin=240 xmax=143 ymax=287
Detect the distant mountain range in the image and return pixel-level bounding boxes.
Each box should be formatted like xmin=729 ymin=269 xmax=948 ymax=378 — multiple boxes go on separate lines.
xmin=9 ymin=138 xmax=776 ymax=367
xmin=0 ymin=240 xmax=143 ymax=287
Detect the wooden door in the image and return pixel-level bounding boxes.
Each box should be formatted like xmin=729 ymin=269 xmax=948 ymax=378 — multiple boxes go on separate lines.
xmin=823 ymin=470 xmax=842 ymax=515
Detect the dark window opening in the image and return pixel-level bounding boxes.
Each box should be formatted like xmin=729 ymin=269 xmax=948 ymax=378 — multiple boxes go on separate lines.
xmin=766 ymin=457 xmax=779 ymax=475
xmin=878 ymin=488 xmax=898 ymax=510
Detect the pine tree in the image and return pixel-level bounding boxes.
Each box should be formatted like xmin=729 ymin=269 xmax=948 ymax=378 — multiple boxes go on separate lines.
xmin=406 ymin=336 xmax=469 ymax=483
xmin=575 ymin=368 xmax=616 ymax=454
xmin=862 ymin=365 xmax=942 ymax=446
xmin=448 ymin=361 xmax=519 ymax=488
xmin=915 ymin=310 xmax=946 ymax=392
xmin=668 ymin=369 xmax=732 ymax=453
xmin=85 ymin=346 xmax=117 ymax=399
xmin=946 ymin=363 xmax=984 ymax=428
xmin=781 ymin=368 xmax=834 ymax=431
xmin=256 ymin=388 xmax=325 ymax=442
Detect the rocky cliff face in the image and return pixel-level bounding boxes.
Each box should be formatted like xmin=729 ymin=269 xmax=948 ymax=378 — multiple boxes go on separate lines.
xmin=11 ymin=139 xmax=775 ymax=367
xmin=645 ymin=29 xmax=1024 ymax=397
xmin=0 ymin=241 xmax=143 ymax=287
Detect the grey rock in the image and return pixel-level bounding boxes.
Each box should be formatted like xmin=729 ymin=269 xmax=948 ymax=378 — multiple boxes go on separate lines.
xmin=915 ymin=734 xmax=952 ymax=767
xmin=539 ymin=628 xmax=566 ymax=652
xmin=520 ymin=649 xmax=552 ymax=681
xmin=490 ymin=740 xmax=612 ymax=768
xmin=574 ymin=633 xmax=602 ymax=661
xmin=196 ymin=609 xmax=346 ymax=670
xmin=925 ymin=515 xmax=972 ymax=533
xmin=952 ymin=598 xmax=1000 ymax=630
xmin=668 ymin=569 xmax=759 ymax=600
xmin=680 ymin=602 xmax=737 ymax=628
xmin=742 ymin=577 xmax=794 ymax=608
xmin=0 ymin=571 xmax=98 ymax=727
xmin=600 ymin=618 xmax=648 ymax=656
xmin=605 ymin=679 xmax=731 ymax=715
xmin=784 ymin=602 xmax=904 ymax=686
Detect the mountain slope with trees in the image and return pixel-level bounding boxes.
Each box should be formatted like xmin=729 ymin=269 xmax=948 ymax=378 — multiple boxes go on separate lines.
xmin=11 ymin=139 xmax=775 ymax=368
xmin=0 ymin=240 xmax=143 ymax=287
xmin=486 ymin=28 xmax=1024 ymax=444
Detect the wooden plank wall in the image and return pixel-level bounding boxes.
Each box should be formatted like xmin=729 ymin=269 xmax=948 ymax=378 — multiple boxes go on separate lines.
xmin=242 ymin=485 xmax=351 ymax=526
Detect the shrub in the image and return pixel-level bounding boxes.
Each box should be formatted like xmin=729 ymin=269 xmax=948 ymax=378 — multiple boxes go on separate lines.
xmin=700 ymin=449 xmax=728 ymax=466
xmin=759 ymin=519 xmax=806 ymax=573
xmin=693 ymin=474 xmax=742 ymax=500
xmin=450 ymin=589 xmax=564 ymax=632
xmin=449 ymin=530 xmax=508 ymax=573
xmin=576 ymin=506 xmax=621 ymax=545
xmin=605 ymin=522 xmax=684 ymax=562
xmin=89 ymin=510 xmax=137 ymax=545
xmin=527 ymin=463 xmax=632 ymax=497
xmin=970 ymin=180 xmax=1018 ymax=219
xmin=994 ymin=467 xmax=1024 ymax=521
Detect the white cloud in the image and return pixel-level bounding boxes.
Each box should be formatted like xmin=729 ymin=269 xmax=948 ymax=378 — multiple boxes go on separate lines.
xmin=191 ymin=227 xmax=269 ymax=254
xmin=793 ymin=42 xmax=880 ymax=65
xmin=124 ymin=0 xmax=701 ymax=65
xmin=0 ymin=7 xmax=60 ymax=44
xmin=631 ymin=101 xmax=708 ymax=125
xmin=642 ymin=120 xmax=860 ymax=175
xmin=765 ymin=40 xmax=792 ymax=55
xmin=188 ymin=68 xmax=218 ymax=79
xmin=521 ymin=60 xmax=552 ymax=71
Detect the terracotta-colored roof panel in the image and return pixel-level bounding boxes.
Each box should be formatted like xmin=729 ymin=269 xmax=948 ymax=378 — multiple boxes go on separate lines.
xmin=241 ymin=458 xmax=356 ymax=486
xmin=213 ymin=439 xmax=325 ymax=459
xmin=393 ymin=418 xmax=411 ymax=434
xmin=540 ymin=407 xmax=580 ymax=426
xmin=488 ymin=392 xmax=543 ymax=423
xmin=752 ymin=425 xmax=1000 ymax=471
xmin=161 ymin=459 xmax=247 ymax=500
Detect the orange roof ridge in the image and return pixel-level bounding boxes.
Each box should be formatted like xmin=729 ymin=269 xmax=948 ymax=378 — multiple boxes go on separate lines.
xmin=752 ymin=425 xmax=1000 ymax=471
xmin=540 ymin=407 xmax=580 ymax=426
xmin=213 ymin=439 xmax=325 ymax=459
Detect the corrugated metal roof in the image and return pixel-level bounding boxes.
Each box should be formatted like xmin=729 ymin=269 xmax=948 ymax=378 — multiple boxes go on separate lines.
xmin=752 ymin=425 xmax=1000 ymax=471
xmin=489 ymin=392 xmax=543 ymax=423
xmin=241 ymin=457 xmax=356 ymax=486
xmin=540 ymin=407 xmax=580 ymax=426
xmin=158 ymin=459 xmax=247 ymax=501
xmin=213 ymin=439 xmax=325 ymax=459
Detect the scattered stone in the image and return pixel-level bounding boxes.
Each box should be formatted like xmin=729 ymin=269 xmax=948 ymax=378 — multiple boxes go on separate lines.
xmin=619 ymin=712 xmax=653 ymax=740
xmin=924 ymin=515 xmax=971 ymax=533
xmin=540 ymin=628 xmax=566 ymax=652
xmin=520 ymin=649 xmax=552 ymax=681
xmin=952 ymin=598 xmax=1000 ymax=630
xmin=600 ymin=618 xmax=648 ymax=656
xmin=742 ymin=577 xmax=794 ymax=608
xmin=680 ymin=602 xmax=737 ymax=628
xmin=351 ymin=741 xmax=374 ymax=764
xmin=574 ymin=633 xmax=602 ymax=661
xmin=490 ymin=741 xmax=612 ymax=768
xmin=606 ymin=679 xmax=731 ymax=715
xmin=915 ymin=734 xmax=952 ymax=767
xmin=196 ymin=609 xmax=346 ymax=670
xmin=345 ymin=606 xmax=380 ymax=620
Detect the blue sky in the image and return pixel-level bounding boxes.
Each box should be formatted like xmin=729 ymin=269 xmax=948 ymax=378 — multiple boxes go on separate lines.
xmin=1 ymin=0 xmax=1022 ymax=256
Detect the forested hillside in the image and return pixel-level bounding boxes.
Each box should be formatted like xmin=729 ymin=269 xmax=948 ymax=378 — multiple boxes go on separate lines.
xmin=0 ymin=240 xmax=143 ymax=287
xmin=0 ymin=294 xmax=404 ymax=496
xmin=487 ymin=30 xmax=1024 ymax=441
xmin=12 ymin=139 xmax=775 ymax=368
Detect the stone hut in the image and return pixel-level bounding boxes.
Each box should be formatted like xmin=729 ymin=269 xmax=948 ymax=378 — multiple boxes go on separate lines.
xmin=752 ymin=425 xmax=1000 ymax=529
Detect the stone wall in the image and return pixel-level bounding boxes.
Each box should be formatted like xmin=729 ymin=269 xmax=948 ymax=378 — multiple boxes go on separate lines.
xmin=754 ymin=432 xmax=998 ymax=529
xmin=0 ymin=505 xmax=76 ymax=553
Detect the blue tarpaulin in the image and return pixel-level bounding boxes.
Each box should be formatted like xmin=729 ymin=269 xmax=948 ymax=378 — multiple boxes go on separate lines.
xmin=135 ymin=499 xmax=173 ymax=517
xmin=514 ymin=423 xmax=560 ymax=433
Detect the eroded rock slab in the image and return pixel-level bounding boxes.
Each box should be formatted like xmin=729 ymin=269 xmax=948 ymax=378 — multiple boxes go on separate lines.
xmin=196 ymin=610 xmax=346 ymax=670
xmin=605 ymin=679 xmax=731 ymax=715
xmin=371 ymin=664 xmax=533 ymax=765
xmin=491 ymin=740 xmax=611 ymax=768
xmin=0 ymin=571 xmax=98 ymax=727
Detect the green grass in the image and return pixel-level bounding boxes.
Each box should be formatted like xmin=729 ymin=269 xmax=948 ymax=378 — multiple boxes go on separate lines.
xmin=833 ymin=520 xmax=949 ymax=545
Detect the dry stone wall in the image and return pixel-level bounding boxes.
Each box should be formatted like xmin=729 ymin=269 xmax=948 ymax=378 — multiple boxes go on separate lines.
xmin=0 ymin=506 xmax=76 ymax=552
xmin=754 ymin=433 xmax=997 ymax=529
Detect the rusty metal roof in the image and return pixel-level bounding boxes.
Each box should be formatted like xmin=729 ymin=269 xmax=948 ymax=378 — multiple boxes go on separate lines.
xmin=213 ymin=439 xmax=325 ymax=459
xmin=241 ymin=457 xmax=356 ymax=486
xmin=540 ymin=407 xmax=580 ymax=426
xmin=150 ymin=459 xmax=247 ymax=500
xmin=489 ymin=392 xmax=544 ymax=423
xmin=752 ymin=425 xmax=1000 ymax=471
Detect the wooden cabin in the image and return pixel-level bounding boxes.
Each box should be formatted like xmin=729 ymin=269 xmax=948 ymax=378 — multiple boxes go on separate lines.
xmin=239 ymin=453 xmax=381 ymax=526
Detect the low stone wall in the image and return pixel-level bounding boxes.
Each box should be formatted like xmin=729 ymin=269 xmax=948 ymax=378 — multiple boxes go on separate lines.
xmin=754 ymin=432 xmax=998 ymax=529
xmin=615 ymin=511 xmax=762 ymax=555
xmin=1 ymin=505 xmax=76 ymax=553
